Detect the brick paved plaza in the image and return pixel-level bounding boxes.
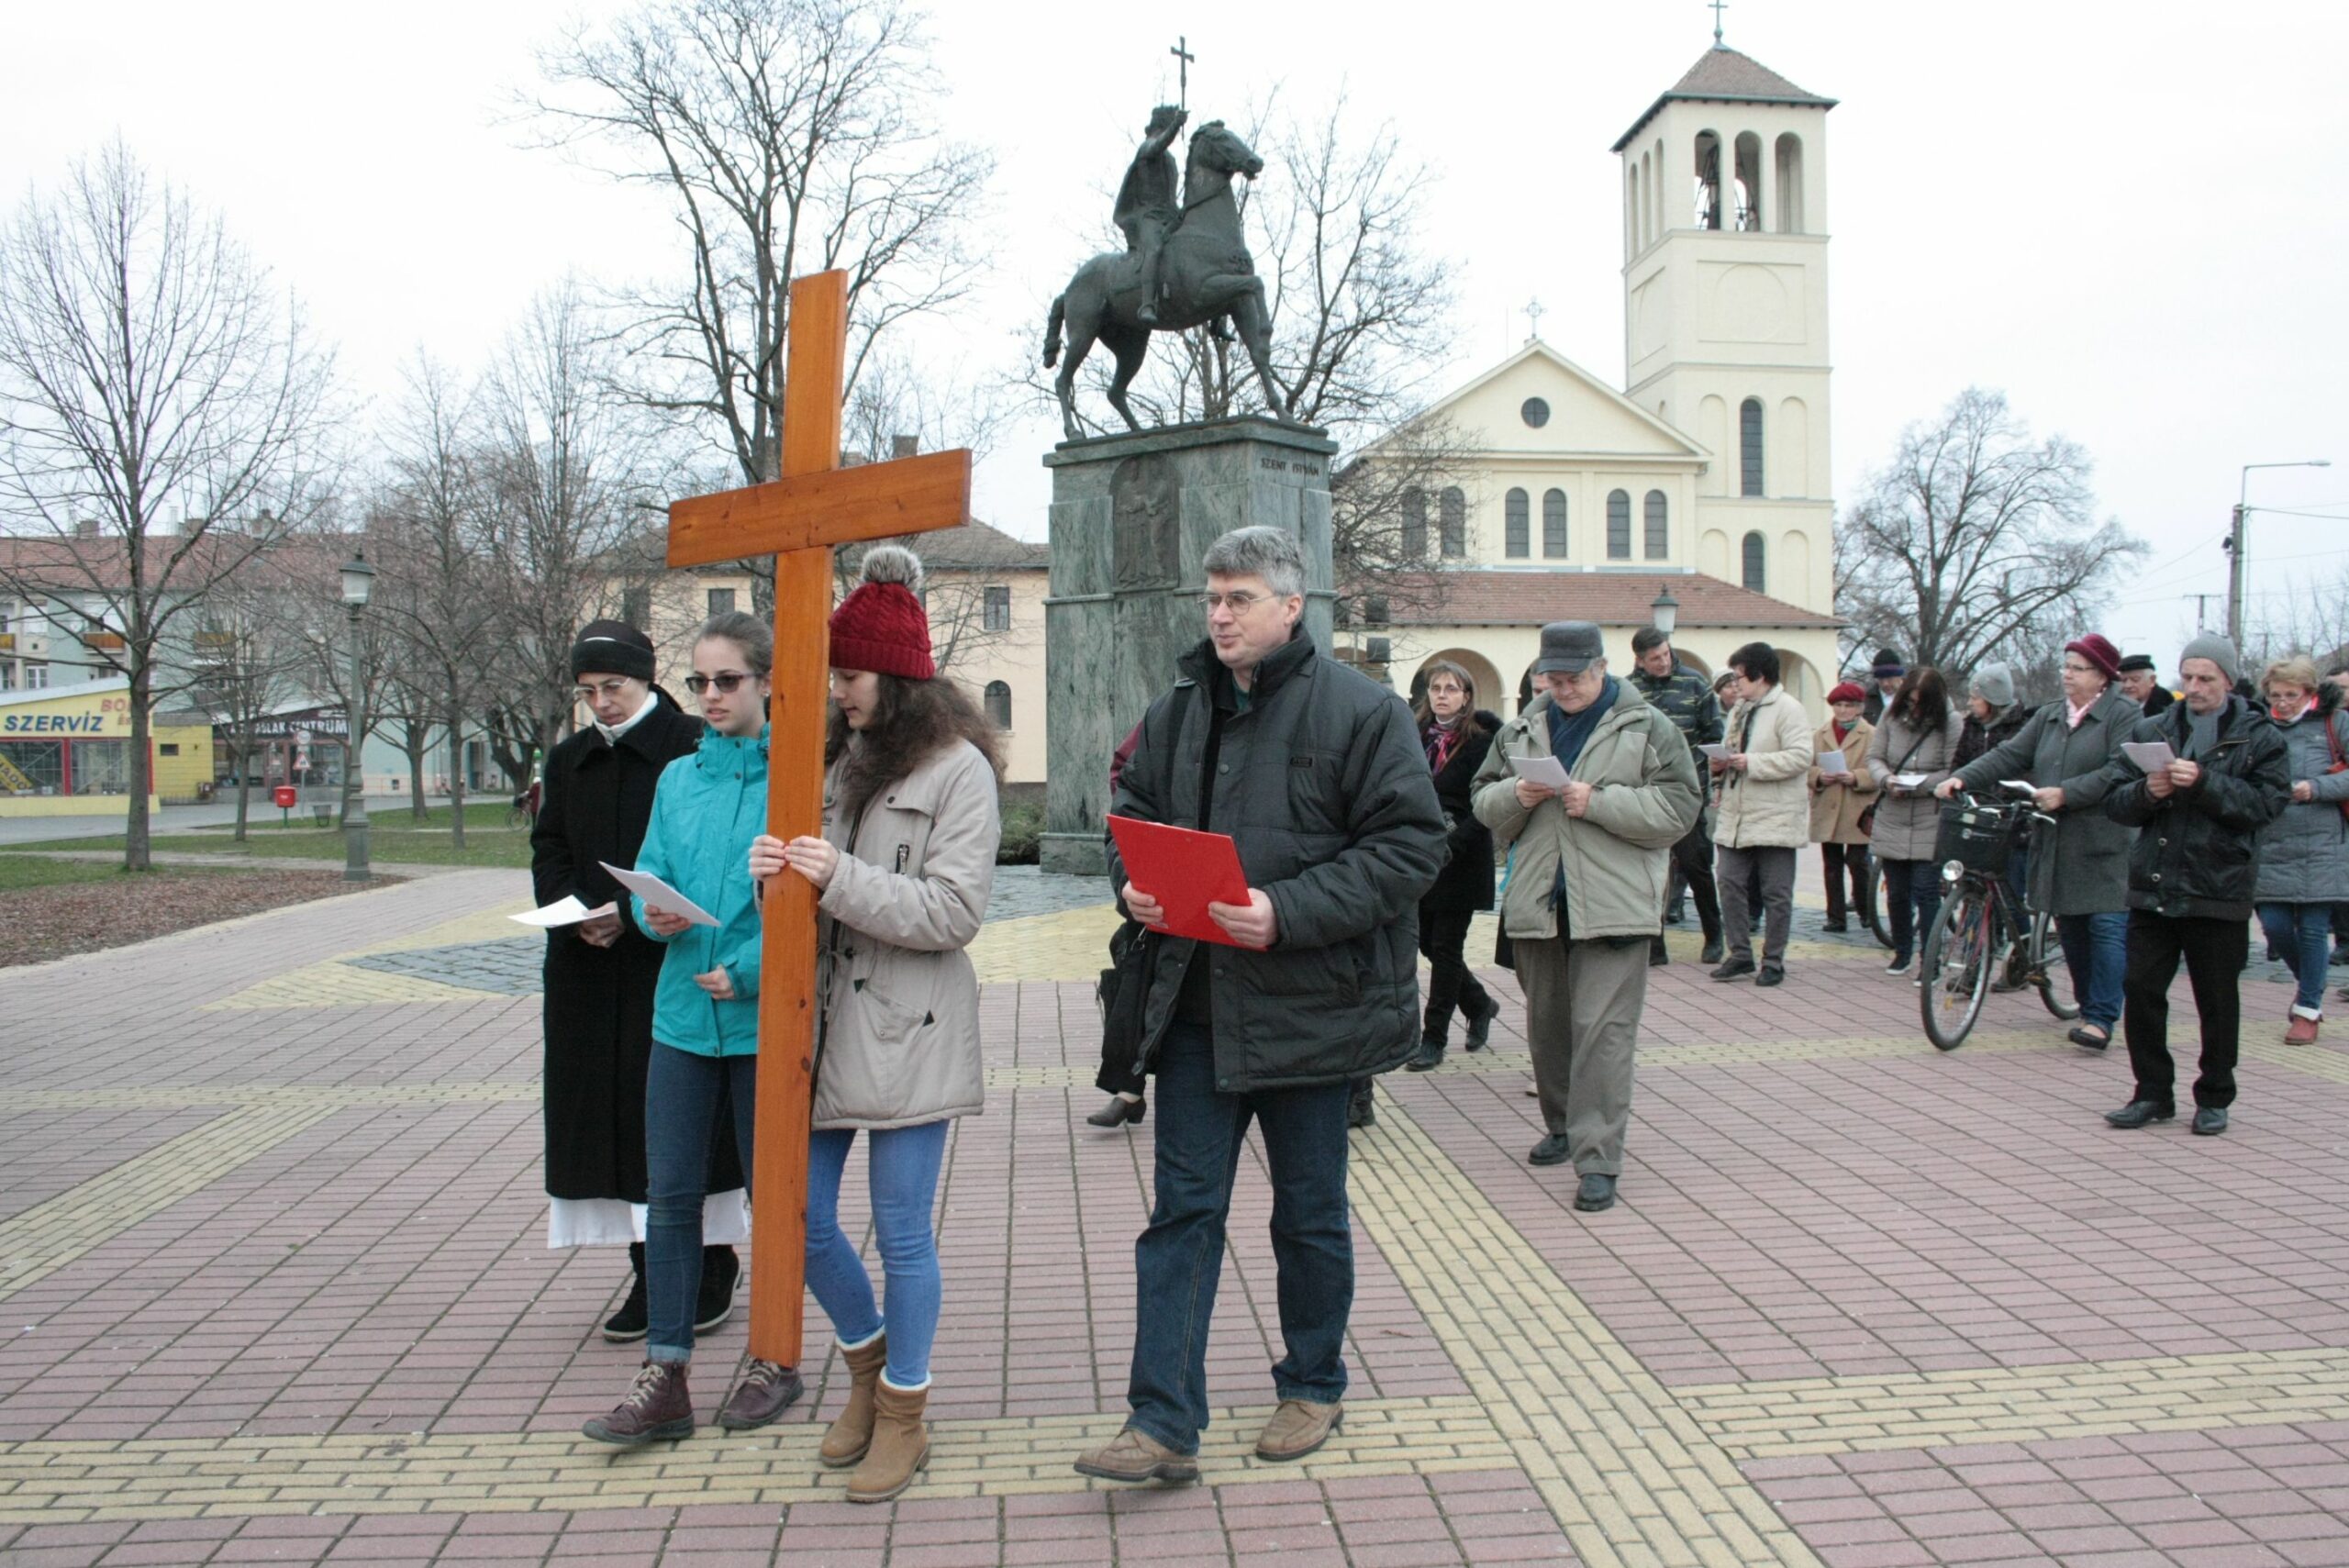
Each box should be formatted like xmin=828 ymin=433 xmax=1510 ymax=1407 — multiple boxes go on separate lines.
xmin=6 ymin=868 xmax=2349 ymax=1567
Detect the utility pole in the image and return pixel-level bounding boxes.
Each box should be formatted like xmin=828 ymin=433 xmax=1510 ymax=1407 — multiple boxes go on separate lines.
xmin=2182 ymin=593 xmax=2220 ymax=635
xmin=2224 ymin=505 xmax=2246 ymax=648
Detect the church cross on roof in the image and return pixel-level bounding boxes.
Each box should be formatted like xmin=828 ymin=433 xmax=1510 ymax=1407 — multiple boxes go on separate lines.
xmin=1611 ymin=43 xmax=1838 ymax=151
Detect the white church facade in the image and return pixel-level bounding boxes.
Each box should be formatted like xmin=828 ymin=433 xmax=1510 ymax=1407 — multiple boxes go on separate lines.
xmin=1359 ymin=42 xmax=1846 ymax=717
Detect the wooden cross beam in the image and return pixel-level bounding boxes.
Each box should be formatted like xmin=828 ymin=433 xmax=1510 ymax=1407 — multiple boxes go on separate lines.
xmin=664 ymin=269 xmax=972 ymax=1367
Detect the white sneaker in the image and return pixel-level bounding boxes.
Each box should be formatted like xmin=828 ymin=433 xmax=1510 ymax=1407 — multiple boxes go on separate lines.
xmin=1886 ymin=957 xmax=1911 ymax=975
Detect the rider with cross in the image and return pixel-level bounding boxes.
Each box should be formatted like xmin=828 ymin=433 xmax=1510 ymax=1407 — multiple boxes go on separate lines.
xmin=1119 ymin=104 xmax=1186 ymax=328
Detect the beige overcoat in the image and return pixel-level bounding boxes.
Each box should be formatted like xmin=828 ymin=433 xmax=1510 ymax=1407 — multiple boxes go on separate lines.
xmin=1713 ymin=684 xmax=1816 ymax=850
xmin=812 ymin=737 xmax=999 ymax=1129
xmin=1808 ymin=718 xmax=1879 ymax=844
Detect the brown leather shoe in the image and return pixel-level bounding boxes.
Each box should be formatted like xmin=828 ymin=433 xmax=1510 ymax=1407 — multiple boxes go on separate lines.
xmin=1254 ymin=1397 xmax=1342 ymax=1462
xmin=715 ymin=1358 xmax=803 ymax=1431
xmin=2287 ymin=1015 xmax=2321 ymax=1046
xmin=819 ymin=1335 xmax=890 ymax=1465
xmin=582 ymin=1359 xmax=693 ymax=1445
xmin=1074 ymin=1424 xmax=1199 ymax=1485
xmin=846 ymin=1379 xmax=930 ymax=1504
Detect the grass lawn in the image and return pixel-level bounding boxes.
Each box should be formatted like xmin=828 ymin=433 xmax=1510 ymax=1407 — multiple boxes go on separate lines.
xmin=9 ymin=802 xmax=535 ymax=869
xmin=0 ymin=855 xmax=154 ymax=891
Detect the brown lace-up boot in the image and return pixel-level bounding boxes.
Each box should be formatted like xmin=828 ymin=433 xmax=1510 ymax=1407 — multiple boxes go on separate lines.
xmin=716 ymin=1357 xmax=804 ymax=1431
xmin=819 ymin=1334 xmax=890 ymax=1466
xmin=582 ymin=1359 xmax=693 ymax=1445
xmin=845 ymin=1379 xmax=930 ymax=1504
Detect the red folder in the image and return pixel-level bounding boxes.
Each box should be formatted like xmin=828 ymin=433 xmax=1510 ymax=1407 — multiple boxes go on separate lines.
xmin=1106 ymin=815 xmax=1252 ymax=947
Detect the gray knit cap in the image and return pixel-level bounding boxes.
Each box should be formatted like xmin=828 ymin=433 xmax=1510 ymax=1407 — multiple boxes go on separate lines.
xmin=1970 ymin=662 xmax=2017 ymax=710
xmin=2177 ymin=634 xmax=2241 ymax=686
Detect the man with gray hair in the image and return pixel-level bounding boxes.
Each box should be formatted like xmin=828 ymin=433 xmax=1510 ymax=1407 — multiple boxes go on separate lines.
xmin=1077 ymin=525 xmax=1445 ymax=1485
xmin=1471 ymin=623 xmax=1701 ymax=1210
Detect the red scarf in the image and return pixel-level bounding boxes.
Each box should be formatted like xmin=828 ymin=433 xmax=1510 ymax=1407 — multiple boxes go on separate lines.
xmin=1424 ymin=718 xmax=1465 ymax=773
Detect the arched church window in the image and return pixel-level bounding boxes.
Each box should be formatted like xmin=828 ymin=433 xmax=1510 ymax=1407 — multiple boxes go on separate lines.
xmin=1775 ymin=133 xmax=1804 ymax=233
xmin=1439 ymin=487 xmax=1466 ymax=557
xmin=1742 ymin=531 xmax=1766 ymax=593
xmin=1607 ymin=490 xmax=1631 ymax=560
xmin=1693 ymin=131 xmax=1723 ymax=229
xmin=1504 ymin=488 xmax=1530 ymax=558
xmin=1733 ymin=132 xmax=1764 ymax=231
xmin=1542 ymin=489 xmax=1568 ymax=558
xmin=985 ymin=680 xmax=1012 ymax=730
xmin=1644 ymin=491 xmax=1669 ymax=560
xmin=1740 ymin=399 xmax=1765 ymax=497
xmin=1401 ymin=488 xmax=1427 ymax=559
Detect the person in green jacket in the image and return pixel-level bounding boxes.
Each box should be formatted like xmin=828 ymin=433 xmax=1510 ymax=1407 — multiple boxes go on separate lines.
xmin=584 ymin=610 xmax=795 ymax=1446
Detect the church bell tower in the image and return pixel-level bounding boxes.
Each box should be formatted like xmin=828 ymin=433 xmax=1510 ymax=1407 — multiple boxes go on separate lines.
xmin=1615 ymin=41 xmax=1836 ymax=616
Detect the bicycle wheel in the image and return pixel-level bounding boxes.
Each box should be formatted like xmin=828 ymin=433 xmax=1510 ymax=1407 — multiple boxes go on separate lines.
xmin=1866 ymin=859 xmax=1895 ymax=949
xmin=2028 ymin=908 xmax=2083 ymax=1020
xmin=1920 ymin=886 xmax=1992 ymax=1051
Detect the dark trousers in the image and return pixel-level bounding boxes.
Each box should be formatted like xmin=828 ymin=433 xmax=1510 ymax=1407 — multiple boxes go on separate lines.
xmin=1881 ymin=857 xmax=1943 ymax=963
xmin=1820 ymin=842 xmax=1871 ymax=924
xmin=2123 ymin=911 xmax=2246 ymax=1109
xmin=1716 ymin=844 xmax=1794 ymax=963
xmin=1664 ymin=820 xmax=1722 ymax=940
xmin=644 ymin=1043 xmax=757 ymax=1362
xmin=1419 ymin=905 xmax=1492 ymax=1044
xmin=1128 ymin=1020 xmax=1353 ymax=1453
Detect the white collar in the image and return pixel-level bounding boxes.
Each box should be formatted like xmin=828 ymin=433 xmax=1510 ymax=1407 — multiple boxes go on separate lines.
xmin=595 ymin=687 xmax=660 ymax=744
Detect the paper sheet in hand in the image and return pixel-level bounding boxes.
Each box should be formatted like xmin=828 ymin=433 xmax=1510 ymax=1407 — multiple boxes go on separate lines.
xmin=1817 ymin=749 xmax=1849 ymax=775
xmin=1698 ymin=743 xmax=1735 ymax=762
xmin=509 ymin=895 xmax=618 ymax=929
xmin=1106 ymin=816 xmax=1252 ymax=947
xmin=1507 ymin=752 xmax=1572 ymax=789
xmin=1890 ymin=772 xmax=1928 ymax=791
xmin=2122 ymin=740 xmax=2177 ymax=773
xmin=599 ymin=862 xmax=720 ymax=927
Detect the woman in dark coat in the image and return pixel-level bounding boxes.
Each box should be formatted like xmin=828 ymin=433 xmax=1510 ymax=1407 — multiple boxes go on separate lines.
xmin=1404 ymin=660 xmax=1500 ymax=1073
xmin=533 ymin=620 xmax=746 ymax=1341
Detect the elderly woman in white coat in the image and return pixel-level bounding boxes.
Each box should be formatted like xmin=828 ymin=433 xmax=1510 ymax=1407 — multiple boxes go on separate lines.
xmin=749 ymin=548 xmax=1002 ymax=1505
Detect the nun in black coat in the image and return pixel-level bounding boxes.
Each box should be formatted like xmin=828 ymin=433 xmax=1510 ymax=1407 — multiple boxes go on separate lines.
xmin=533 ymin=620 xmax=746 ymax=1340
xmin=1404 ymin=664 xmax=1501 ymax=1072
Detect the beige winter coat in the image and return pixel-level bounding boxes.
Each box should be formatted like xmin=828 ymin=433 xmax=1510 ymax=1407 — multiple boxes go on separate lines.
xmin=1809 ymin=718 xmax=1880 ymax=844
xmin=813 ymin=737 xmax=1000 ymax=1130
xmin=1713 ymin=685 xmax=1815 ymax=850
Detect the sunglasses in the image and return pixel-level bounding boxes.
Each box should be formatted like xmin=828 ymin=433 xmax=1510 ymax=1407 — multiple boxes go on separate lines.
xmin=684 ymin=672 xmax=755 ymax=695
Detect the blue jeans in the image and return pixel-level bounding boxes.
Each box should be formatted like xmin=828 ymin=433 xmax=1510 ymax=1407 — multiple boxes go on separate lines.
xmin=645 ymin=1043 xmax=758 ymax=1363
xmin=1127 ymin=1020 xmax=1353 ymax=1453
xmin=2258 ymin=903 xmax=2335 ymax=1018
xmin=805 ymin=1122 xmax=951 ymax=1390
xmin=2055 ymin=911 xmax=2127 ymax=1031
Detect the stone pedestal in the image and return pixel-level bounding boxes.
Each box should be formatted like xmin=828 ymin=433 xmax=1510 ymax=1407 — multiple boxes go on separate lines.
xmin=1040 ymin=417 xmax=1339 ymax=876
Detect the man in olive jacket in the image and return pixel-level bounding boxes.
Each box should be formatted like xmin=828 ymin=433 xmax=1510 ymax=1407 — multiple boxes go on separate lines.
xmin=1075 ymin=527 xmax=1445 ymax=1488
xmin=1471 ymin=622 xmax=1701 ymax=1212
xmin=2101 ymin=636 xmax=2290 ymax=1136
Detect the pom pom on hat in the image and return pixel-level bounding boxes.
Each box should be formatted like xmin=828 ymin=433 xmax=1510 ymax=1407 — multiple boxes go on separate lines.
xmin=829 ymin=547 xmax=935 ymax=680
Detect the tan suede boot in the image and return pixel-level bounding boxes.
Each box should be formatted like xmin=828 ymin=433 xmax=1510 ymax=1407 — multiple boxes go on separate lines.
xmin=818 ymin=1334 xmax=890 ymax=1467
xmin=846 ymin=1379 xmax=930 ymax=1504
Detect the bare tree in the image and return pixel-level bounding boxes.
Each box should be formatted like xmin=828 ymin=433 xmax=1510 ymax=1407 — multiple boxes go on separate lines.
xmin=526 ymin=0 xmax=989 ymax=491
xmin=184 ymin=570 xmax=306 ymax=841
xmin=275 ymin=532 xmax=397 ymax=826
xmin=0 ymin=142 xmax=335 ymax=869
xmin=478 ymin=286 xmax=664 ymax=792
xmin=1835 ymin=387 xmax=2146 ymax=685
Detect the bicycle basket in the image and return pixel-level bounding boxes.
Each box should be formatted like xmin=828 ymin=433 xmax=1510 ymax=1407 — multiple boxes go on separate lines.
xmin=1932 ymin=802 xmax=2021 ymax=874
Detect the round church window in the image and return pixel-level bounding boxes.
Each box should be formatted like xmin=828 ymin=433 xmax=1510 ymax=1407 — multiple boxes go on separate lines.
xmin=1520 ymin=397 xmax=1551 ymax=428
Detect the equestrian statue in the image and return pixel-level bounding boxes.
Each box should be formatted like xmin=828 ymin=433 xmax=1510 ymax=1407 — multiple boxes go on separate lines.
xmin=1044 ymin=106 xmax=1289 ymax=440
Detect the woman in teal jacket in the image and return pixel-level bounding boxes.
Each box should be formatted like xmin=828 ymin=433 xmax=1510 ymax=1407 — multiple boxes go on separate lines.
xmin=584 ymin=610 xmax=790 ymax=1446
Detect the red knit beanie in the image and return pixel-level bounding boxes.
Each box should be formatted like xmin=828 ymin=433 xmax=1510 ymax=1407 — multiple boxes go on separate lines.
xmin=2065 ymin=633 xmax=2121 ymax=682
xmin=1827 ymin=681 xmax=1867 ymax=705
xmin=829 ymin=546 xmax=934 ymax=680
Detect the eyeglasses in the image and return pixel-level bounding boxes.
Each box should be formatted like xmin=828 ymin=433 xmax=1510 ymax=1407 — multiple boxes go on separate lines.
xmin=684 ymin=672 xmax=753 ymax=695
xmin=1197 ymin=590 xmax=1270 ymax=614
xmin=574 ymin=679 xmax=637 ymax=702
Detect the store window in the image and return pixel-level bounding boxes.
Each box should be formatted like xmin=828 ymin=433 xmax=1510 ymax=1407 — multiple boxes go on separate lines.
xmin=71 ymin=740 xmax=130 ymax=795
xmin=0 ymin=740 xmax=63 ymax=795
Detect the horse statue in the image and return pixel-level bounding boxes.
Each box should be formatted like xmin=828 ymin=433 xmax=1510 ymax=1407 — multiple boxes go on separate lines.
xmin=1043 ymin=118 xmax=1289 ymax=440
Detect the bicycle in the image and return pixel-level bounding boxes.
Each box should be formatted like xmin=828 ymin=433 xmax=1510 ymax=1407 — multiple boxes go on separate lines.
xmin=1919 ymin=784 xmax=2082 ymax=1051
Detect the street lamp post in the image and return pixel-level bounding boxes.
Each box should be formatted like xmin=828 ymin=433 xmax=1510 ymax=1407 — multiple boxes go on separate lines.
xmin=2227 ymin=460 xmax=2332 ymax=648
xmin=340 ymin=550 xmax=375 ymax=884
xmin=1649 ymin=585 xmax=1681 ymax=639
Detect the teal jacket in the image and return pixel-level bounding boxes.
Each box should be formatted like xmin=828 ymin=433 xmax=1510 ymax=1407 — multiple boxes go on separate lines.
xmin=632 ymin=727 xmax=770 ymax=1057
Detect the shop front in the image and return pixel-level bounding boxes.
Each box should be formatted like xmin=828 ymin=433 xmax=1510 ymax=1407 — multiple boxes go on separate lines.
xmin=0 ymin=680 xmax=214 ymax=817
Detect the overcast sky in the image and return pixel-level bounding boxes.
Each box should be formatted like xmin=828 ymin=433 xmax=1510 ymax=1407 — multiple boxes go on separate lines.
xmin=6 ymin=1 xmax=2343 ymax=671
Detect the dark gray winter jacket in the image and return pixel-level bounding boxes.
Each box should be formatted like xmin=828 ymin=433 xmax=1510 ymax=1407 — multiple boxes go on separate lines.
xmin=1107 ymin=629 xmax=1446 ymax=1092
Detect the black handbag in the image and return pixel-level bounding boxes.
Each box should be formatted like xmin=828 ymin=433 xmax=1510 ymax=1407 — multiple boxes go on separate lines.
xmin=1096 ymin=917 xmax=1156 ymax=1093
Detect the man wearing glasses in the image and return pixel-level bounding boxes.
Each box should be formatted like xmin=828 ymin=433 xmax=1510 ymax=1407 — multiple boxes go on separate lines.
xmin=532 ymin=620 xmax=748 ymax=1343
xmin=1076 ymin=526 xmax=1444 ymax=1486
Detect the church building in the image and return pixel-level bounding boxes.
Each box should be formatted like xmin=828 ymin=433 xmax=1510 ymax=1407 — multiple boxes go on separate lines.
xmin=1364 ymin=41 xmax=1845 ymax=716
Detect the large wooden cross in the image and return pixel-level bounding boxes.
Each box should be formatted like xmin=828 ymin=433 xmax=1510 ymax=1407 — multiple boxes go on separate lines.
xmin=665 ymin=269 xmax=972 ymax=1365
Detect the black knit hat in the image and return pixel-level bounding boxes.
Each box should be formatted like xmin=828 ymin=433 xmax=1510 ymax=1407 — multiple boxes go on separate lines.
xmin=570 ymin=619 xmax=656 ymax=683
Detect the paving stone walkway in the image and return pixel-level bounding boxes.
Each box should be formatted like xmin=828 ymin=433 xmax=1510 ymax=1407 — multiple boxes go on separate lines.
xmin=4 ymin=863 xmax=2348 ymax=1566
